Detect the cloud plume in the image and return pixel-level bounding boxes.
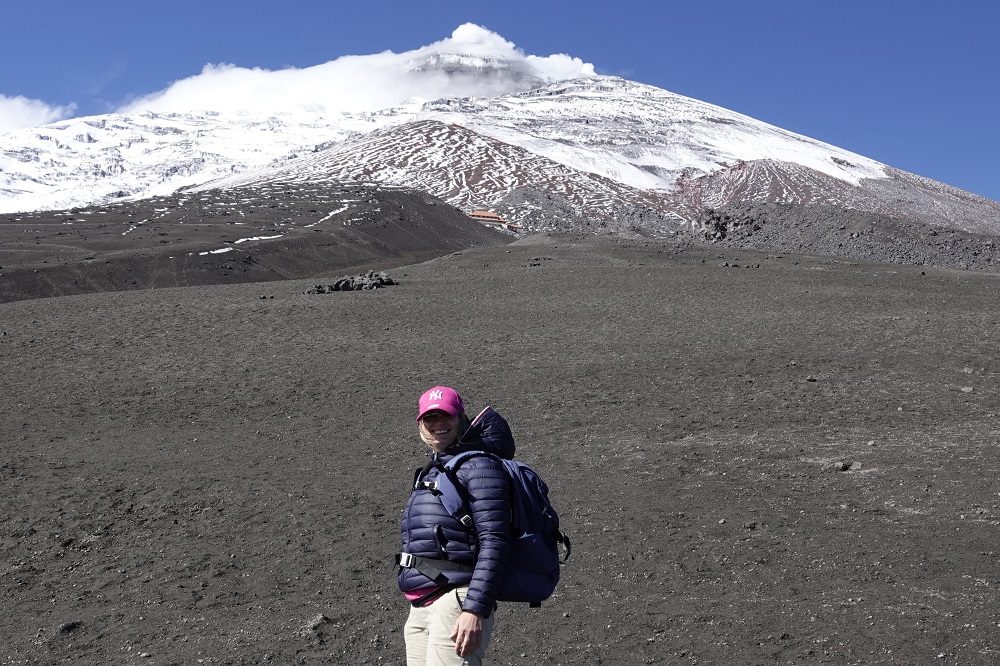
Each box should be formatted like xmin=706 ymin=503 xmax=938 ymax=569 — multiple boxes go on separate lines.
xmin=118 ymin=24 xmax=595 ymax=115
xmin=0 ymin=95 xmax=75 ymax=133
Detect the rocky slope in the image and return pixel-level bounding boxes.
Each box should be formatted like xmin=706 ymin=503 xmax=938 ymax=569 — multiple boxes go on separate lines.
xmin=695 ymin=203 xmax=1000 ymax=271
xmin=196 ymin=119 xmax=686 ymax=232
xmin=5 ymin=73 xmax=999 ymax=240
xmin=0 ymin=181 xmax=507 ymax=302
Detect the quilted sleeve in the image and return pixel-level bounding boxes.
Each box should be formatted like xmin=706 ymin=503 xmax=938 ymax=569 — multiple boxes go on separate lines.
xmin=456 ymin=455 xmax=511 ymax=617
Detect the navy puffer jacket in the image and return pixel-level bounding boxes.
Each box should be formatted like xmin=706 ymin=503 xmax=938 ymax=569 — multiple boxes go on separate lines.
xmin=398 ymin=407 xmax=514 ymax=618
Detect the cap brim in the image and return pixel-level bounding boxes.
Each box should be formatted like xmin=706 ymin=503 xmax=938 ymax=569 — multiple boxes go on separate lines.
xmin=416 ymin=405 xmax=459 ymax=422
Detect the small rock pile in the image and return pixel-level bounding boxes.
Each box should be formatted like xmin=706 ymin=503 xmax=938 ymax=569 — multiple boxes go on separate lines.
xmin=304 ymin=271 xmax=396 ymax=294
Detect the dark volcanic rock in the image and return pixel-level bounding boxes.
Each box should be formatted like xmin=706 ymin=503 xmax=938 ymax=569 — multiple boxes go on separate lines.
xmin=493 ymin=187 xmax=592 ymax=232
xmin=692 ymin=203 xmax=1000 ymax=272
xmin=57 ymin=621 xmax=82 ymax=634
xmin=494 ymin=186 xmax=682 ymax=236
xmin=304 ymin=270 xmax=396 ymax=293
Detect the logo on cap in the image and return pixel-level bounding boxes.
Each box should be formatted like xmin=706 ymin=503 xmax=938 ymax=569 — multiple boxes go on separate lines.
xmin=428 ymin=389 xmax=444 ymax=401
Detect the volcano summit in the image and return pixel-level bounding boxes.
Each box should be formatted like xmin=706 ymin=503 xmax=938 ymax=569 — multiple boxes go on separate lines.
xmin=3 ymin=24 xmax=1000 ymax=298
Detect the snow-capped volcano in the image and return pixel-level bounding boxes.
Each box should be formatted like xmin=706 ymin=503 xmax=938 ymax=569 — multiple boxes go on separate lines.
xmin=418 ymin=76 xmax=886 ymax=191
xmin=3 ymin=24 xmax=999 ymax=236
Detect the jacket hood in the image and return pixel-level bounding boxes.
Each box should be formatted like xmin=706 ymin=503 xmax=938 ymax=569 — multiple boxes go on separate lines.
xmin=453 ymin=406 xmax=515 ymax=459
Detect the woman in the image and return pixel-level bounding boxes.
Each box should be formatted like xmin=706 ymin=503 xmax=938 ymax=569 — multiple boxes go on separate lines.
xmin=397 ymin=386 xmax=514 ymax=665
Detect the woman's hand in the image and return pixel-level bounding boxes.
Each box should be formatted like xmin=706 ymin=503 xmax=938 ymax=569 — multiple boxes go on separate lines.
xmin=449 ymin=610 xmax=483 ymax=657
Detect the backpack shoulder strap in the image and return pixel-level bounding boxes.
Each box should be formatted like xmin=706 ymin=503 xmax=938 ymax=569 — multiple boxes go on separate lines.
xmin=444 ymin=449 xmax=500 ymax=471
xmin=436 ymin=450 xmax=500 ymax=528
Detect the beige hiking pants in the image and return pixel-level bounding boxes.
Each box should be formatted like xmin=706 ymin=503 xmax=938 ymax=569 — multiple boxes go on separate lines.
xmin=403 ymin=587 xmax=496 ymax=666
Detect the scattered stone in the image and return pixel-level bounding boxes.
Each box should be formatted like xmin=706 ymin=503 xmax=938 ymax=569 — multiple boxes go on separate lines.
xmin=304 ymin=271 xmax=396 ymax=294
xmin=58 ymin=621 xmax=82 ymax=634
xmin=961 ymin=386 xmax=974 ymax=393
xmin=806 ymin=375 xmax=817 ymax=382
xmin=299 ymin=613 xmax=332 ymax=639
xmin=743 ymin=521 xmax=758 ymax=530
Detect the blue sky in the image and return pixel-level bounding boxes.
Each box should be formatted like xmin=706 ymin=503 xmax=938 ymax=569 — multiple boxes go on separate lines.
xmin=3 ymin=0 xmax=999 ymax=202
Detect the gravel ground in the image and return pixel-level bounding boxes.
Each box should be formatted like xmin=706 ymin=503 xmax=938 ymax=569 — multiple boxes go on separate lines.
xmin=2 ymin=237 xmax=1000 ymax=664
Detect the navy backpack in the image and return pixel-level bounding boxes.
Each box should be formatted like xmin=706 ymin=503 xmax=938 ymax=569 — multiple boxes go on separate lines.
xmin=436 ymin=449 xmax=571 ymax=607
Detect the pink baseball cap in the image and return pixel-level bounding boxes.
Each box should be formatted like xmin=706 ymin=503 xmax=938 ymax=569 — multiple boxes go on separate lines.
xmin=417 ymin=386 xmax=464 ymax=421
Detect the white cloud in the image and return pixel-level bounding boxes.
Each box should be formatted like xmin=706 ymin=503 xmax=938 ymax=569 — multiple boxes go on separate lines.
xmin=119 ymin=24 xmax=595 ymax=115
xmin=0 ymin=94 xmax=75 ymax=133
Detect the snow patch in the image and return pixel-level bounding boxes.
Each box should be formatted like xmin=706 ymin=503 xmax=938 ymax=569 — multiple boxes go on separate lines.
xmin=232 ymin=234 xmax=283 ymax=244
xmin=303 ymin=204 xmax=351 ymax=228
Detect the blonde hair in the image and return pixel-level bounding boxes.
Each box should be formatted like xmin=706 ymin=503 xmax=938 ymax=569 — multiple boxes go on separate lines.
xmin=418 ymin=419 xmax=438 ymax=446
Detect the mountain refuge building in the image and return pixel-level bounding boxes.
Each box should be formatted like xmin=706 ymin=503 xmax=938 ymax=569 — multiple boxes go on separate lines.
xmin=467 ymin=209 xmax=523 ymax=232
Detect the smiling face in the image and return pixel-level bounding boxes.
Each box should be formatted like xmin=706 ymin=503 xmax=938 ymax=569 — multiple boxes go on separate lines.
xmin=418 ymin=410 xmax=461 ymax=451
